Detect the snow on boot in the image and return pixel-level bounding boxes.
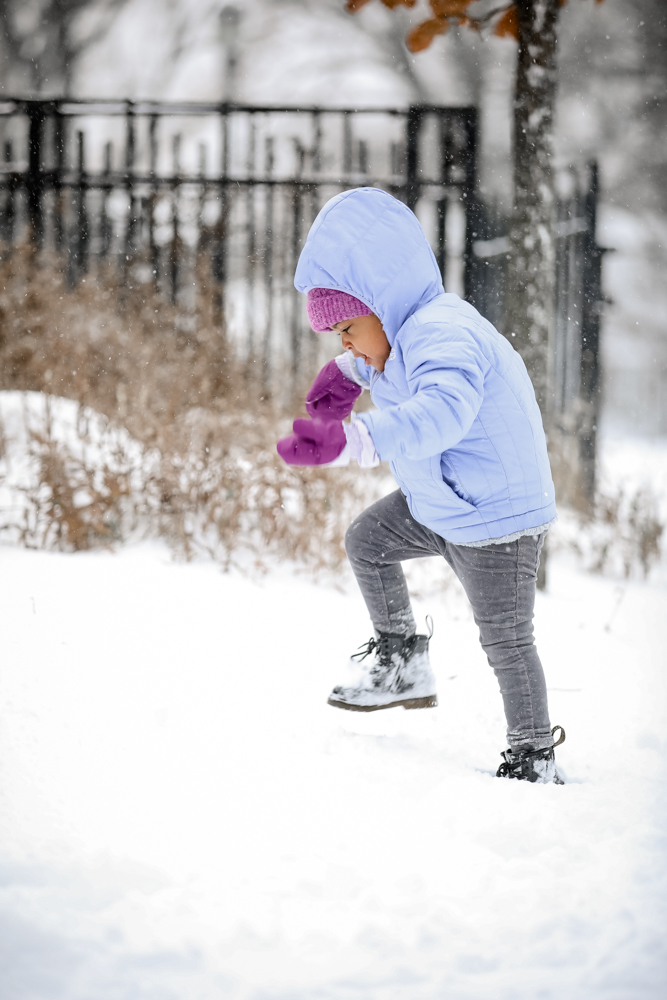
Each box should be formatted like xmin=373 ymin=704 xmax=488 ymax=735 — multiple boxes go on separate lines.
xmin=327 ymin=618 xmax=437 ymax=712
xmin=496 ymin=726 xmax=566 ymax=784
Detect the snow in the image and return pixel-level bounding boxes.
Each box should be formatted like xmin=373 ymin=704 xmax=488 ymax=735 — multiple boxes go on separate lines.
xmin=0 ymin=1 xmax=664 ymax=990
xmin=0 ymin=390 xmax=147 ymax=473
xmin=0 ymin=535 xmax=666 ymax=997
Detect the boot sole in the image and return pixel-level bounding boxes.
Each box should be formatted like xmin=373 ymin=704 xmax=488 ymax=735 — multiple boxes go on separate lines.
xmin=327 ymin=694 xmax=438 ymax=712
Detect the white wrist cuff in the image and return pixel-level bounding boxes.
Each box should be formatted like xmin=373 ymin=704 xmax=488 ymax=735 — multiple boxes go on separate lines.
xmin=334 ymin=351 xmax=370 ymax=389
xmin=323 ymin=418 xmax=379 ymax=470
xmin=346 ymin=416 xmax=380 ymax=468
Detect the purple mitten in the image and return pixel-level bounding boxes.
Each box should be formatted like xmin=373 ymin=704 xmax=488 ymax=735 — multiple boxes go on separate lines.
xmin=277 ymin=418 xmax=346 ymax=466
xmin=305 ymin=359 xmax=362 ymax=421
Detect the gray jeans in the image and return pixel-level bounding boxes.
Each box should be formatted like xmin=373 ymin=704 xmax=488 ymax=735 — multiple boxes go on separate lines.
xmin=345 ymin=490 xmax=552 ymax=751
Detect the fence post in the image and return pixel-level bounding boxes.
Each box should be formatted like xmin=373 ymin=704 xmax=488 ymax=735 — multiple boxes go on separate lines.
xmin=2 ymin=138 xmax=15 ymax=244
xmin=211 ymin=105 xmax=229 ymax=329
xmin=170 ymin=132 xmax=181 ymax=304
xmin=67 ymin=130 xmax=88 ymax=288
xmin=461 ymin=108 xmax=479 ymax=303
xmin=52 ymin=105 xmax=65 ymax=250
xmin=405 ymin=106 xmax=423 ymax=212
xmin=148 ymin=113 xmax=158 ymax=279
xmin=342 ymin=110 xmax=353 ymax=177
xmin=262 ymin=133 xmax=275 ymax=391
xmin=579 ymin=160 xmax=603 ymax=507
xmin=124 ymin=100 xmax=136 ymax=268
xmin=290 ymin=182 xmax=302 ymax=378
xmin=26 ymin=101 xmax=46 ymax=245
xmin=77 ymin=131 xmax=89 ymax=274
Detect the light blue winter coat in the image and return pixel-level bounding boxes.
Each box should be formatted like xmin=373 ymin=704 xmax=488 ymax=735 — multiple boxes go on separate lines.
xmin=294 ymin=188 xmax=557 ymax=544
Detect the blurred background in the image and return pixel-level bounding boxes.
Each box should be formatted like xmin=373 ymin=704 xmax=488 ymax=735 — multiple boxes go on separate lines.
xmin=0 ymin=0 xmax=665 ymax=565
xmin=1 ymin=0 xmax=665 ymax=429
xmin=0 ymin=5 xmax=666 ymax=997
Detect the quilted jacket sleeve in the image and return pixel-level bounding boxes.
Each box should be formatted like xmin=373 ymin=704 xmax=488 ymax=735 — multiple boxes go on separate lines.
xmin=357 ymin=322 xmax=486 ymax=462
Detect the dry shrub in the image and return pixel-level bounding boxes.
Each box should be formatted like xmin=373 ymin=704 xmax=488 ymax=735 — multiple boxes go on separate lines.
xmin=0 ymin=248 xmax=381 ymax=572
xmin=141 ymin=408 xmax=377 ymax=571
xmin=552 ymin=483 xmax=664 ymax=579
xmin=0 ymin=393 xmax=375 ymax=571
xmin=0 ymin=242 xmax=250 ymax=430
xmin=0 ymin=393 xmax=147 ymax=550
xmin=3 ymin=246 xmax=662 ymax=580
xmin=588 ymin=485 xmax=664 ymax=578
xmin=17 ymin=424 xmax=135 ymax=551
xmin=548 ymin=411 xmax=665 ymax=580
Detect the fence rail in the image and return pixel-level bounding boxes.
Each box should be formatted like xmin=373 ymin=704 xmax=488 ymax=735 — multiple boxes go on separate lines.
xmin=0 ymin=98 xmax=605 ymax=499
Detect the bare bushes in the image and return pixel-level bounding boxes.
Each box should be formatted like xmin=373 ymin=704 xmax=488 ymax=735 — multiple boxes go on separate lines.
xmin=0 ymin=391 xmax=375 ymax=571
xmin=0 ymin=249 xmax=380 ymax=571
xmin=0 ymin=243 xmax=245 ymax=432
xmin=1 ymin=247 xmax=663 ymax=580
xmin=142 ymin=408 xmax=376 ymax=571
xmin=552 ymin=483 xmax=664 ymax=580
xmin=0 ymin=394 xmax=143 ymax=550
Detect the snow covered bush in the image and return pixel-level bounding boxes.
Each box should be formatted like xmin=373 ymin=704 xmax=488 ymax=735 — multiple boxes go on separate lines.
xmin=1 ymin=246 xmax=662 ymax=579
xmin=0 ymin=391 xmax=150 ymax=550
xmin=135 ymin=404 xmax=380 ymax=571
xmin=0 ymin=243 xmax=235 ymax=425
xmin=0 ymin=247 xmax=384 ymax=571
xmin=0 ymin=390 xmax=378 ymax=571
xmin=552 ymin=484 xmax=664 ymax=580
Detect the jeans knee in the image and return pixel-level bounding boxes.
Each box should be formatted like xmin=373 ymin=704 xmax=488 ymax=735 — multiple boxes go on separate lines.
xmin=478 ymin=617 xmax=535 ymax=660
xmin=344 ymin=515 xmax=366 ymax=563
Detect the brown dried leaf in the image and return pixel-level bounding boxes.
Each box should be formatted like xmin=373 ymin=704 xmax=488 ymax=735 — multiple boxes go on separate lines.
xmin=429 ymin=0 xmax=472 ymax=16
xmin=345 ymin=0 xmax=373 ymax=11
xmin=406 ymin=16 xmax=449 ymax=52
xmin=493 ymin=5 xmax=518 ymax=39
xmin=380 ymin=0 xmax=417 ymax=8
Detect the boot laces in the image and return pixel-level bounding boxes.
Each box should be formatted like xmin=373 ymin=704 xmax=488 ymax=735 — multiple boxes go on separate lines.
xmin=496 ymin=725 xmax=566 ymax=778
xmin=351 ymin=634 xmax=392 ymax=667
xmin=351 ymin=618 xmax=434 ymax=691
xmin=351 ymin=635 xmax=404 ymax=690
xmin=350 ymin=617 xmax=434 ymax=667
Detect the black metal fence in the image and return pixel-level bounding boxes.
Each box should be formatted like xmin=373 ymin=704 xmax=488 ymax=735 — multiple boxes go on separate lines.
xmin=0 ymin=98 xmax=604 ymax=495
xmin=0 ymin=99 xmax=475 ymax=365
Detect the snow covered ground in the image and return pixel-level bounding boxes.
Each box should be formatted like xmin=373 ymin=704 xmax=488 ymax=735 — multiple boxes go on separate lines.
xmin=0 ymin=532 xmax=666 ymax=998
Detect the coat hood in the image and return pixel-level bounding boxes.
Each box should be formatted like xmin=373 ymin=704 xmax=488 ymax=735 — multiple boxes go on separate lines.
xmin=294 ymin=188 xmax=444 ymax=345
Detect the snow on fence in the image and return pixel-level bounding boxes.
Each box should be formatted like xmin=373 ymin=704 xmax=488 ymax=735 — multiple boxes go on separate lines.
xmin=0 ymin=98 xmax=605 ymax=498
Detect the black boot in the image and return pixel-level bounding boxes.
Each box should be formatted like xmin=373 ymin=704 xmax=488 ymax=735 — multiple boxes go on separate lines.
xmin=327 ymin=618 xmax=437 ymax=712
xmin=496 ymin=726 xmax=566 ymax=784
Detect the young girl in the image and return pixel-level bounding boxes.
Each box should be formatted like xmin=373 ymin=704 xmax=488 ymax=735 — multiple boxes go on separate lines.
xmin=277 ymin=187 xmax=565 ymax=784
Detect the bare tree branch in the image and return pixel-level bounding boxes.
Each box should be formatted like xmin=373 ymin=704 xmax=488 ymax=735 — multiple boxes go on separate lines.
xmin=0 ymin=0 xmax=129 ymax=95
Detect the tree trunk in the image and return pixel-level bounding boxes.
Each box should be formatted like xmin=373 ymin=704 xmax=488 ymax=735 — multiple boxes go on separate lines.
xmin=503 ymin=0 xmax=560 ymax=416
xmin=503 ymin=0 xmax=560 ymax=590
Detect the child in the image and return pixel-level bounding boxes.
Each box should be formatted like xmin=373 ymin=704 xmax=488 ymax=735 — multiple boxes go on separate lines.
xmin=277 ymin=188 xmax=565 ymax=784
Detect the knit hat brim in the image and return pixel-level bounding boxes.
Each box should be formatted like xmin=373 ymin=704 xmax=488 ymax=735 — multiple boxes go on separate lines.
xmin=306 ymin=287 xmax=374 ymax=332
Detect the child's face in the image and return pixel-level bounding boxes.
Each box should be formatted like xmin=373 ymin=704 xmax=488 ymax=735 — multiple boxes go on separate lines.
xmin=332 ymin=314 xmax=391 ymax=371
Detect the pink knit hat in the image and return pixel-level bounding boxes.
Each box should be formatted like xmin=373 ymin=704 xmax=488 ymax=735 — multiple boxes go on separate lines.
xmin=306 ymin=287 xmax=373 ymax=332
